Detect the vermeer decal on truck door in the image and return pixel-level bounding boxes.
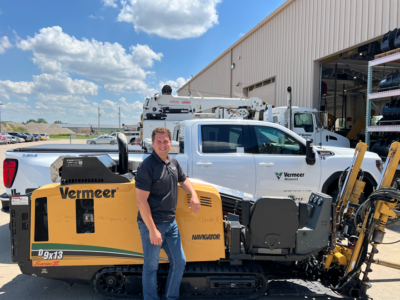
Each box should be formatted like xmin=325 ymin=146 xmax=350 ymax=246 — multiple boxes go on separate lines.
xmin=275 ymin=172 xmax=305 ymax=181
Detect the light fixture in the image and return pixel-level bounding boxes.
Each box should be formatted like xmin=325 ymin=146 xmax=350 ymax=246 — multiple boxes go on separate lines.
xmin=344 ymin=90 xmax=347 ymax=92
xmin=359 ymin=53 xmax=363 ymax=56
xmin=354 ymin=76 xmax=357 ymax=79
xmin=231 ymin=63 xmax=235 ymax=69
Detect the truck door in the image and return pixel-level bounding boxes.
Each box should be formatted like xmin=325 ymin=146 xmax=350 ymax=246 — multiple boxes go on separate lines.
xmin=250 ymin=125 xmax=321 ymax=202
xmin=191 ymin=123 xmax=256 ymax=194
xmin=293 ymin=112 xmax=315 ymax=142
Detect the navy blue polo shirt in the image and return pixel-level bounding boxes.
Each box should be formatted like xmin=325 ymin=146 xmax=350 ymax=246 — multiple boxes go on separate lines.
xmin=135 ymin=151 xmax=187 ymax=225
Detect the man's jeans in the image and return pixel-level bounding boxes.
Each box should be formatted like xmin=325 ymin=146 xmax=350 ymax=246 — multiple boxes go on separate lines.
xmin=138 ymin=220 xmax=186 ymax=300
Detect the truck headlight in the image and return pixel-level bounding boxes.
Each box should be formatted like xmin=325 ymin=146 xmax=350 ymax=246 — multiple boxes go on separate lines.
xmin=376 ymin=160 xmax=383 ymax=173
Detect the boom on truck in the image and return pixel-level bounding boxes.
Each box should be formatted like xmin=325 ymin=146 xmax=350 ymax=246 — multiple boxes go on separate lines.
xmin=142 ymin=85 xmax=349 ymax=148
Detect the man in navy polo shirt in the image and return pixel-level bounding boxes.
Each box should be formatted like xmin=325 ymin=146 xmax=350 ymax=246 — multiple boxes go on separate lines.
xmin=135 ymin=127 xmax=200 ymax=300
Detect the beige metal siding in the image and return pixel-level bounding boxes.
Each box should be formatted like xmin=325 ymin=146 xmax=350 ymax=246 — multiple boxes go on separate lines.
xmin=178 ymin=0 xmax=400 ymax=109
xmin=248 ymin=83 xmax=275 ymax=104
xmin=180 ymin=52 xmax=231 ymax=98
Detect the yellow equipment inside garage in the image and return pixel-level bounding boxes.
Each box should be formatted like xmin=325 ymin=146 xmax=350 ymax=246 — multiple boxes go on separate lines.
xmin=8 ymin=134 xmax=400 ymax=299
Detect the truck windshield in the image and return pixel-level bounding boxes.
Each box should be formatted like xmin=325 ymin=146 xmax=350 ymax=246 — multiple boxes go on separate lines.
xmin=294 ymin=113 xmax=314 ymax=132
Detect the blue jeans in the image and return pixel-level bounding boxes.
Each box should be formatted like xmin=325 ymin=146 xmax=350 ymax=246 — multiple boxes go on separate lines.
xmin=138 ymin=220 xmax=186 ymax=300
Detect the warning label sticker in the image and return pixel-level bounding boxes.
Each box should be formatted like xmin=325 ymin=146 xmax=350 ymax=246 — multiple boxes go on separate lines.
xmin=11 ymin=196 xmax=29 ymax=205
xmin=66 ymin=159 xmax=83 ymax=168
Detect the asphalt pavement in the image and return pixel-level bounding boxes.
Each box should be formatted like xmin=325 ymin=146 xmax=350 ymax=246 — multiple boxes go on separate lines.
xmin=0 ymin=140 xmax=399 ymax=300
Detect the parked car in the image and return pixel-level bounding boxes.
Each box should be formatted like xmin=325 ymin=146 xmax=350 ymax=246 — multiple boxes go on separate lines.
xmin=24 ymin=133 xmax=35 ymax=142
xmin=32 ymin=134 xmax=41 ymax=141
xmin=40 ymin=133 xmax=49 ymax=140
xmin=0 ymin=135 xmax=7 ymax=145
xmin=19 ymin=133 xmax=33 ymax=142
xmin=87 ymin=135 xmax=117 ymax=145
xmin=8 ymin=132 xmax=27 ymax=142
xmin=0 ymin=133 xmax=13 ymax=144
xmin=5 ymin=135 xmax=18 ymax=144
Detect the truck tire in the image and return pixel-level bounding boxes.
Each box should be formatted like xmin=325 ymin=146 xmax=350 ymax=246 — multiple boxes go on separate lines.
xmin=90 ymin=141 xmax=96 ymax=145
xmin=130 ymin=138 xmax=135 ymax=145
xmin=110 ymin=141 xmax=115 ymax=145
xmin=322 ymin=171 xmax=377 ymax=202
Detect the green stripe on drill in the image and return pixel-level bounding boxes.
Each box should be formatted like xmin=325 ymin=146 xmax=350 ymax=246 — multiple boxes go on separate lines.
xmin=32 ymin=243 xmax=144 ymax=257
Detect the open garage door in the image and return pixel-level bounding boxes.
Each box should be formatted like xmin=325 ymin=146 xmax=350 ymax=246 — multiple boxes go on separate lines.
xmin=248 ymin=78 xmax=275 ymax=105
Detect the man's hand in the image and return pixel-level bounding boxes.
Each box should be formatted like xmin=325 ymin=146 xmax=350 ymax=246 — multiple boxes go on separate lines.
xmin=189 ymin=194 xmax=201 ymax=214
xmin=150 ymin=229 xmax=162 ymax=245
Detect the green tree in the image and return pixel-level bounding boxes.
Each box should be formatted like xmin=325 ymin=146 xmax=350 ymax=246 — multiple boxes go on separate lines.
xmin=36 ymin=118 xmax=47 ymax=124
xmin=25 ymin=118 xmax=48 ymax=124
xmin=54 ymin=120 xmax=63 ymax=124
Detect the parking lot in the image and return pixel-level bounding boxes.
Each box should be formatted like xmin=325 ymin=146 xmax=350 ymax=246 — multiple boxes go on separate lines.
xmin=0 ymin=140 xmax=399 ymax=299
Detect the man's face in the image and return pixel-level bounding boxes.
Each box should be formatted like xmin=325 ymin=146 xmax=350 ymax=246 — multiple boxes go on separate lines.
xmin=152 ymin=133 xmax=171 ymax=156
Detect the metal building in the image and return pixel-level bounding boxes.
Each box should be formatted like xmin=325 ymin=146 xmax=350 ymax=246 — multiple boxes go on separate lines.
xmin=177 ymin=0 xmax=400 ymax=132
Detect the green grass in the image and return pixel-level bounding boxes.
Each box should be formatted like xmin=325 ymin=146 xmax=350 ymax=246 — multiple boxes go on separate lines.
xmin=50 ymin=134 xmax=99 ymax=139
xmin=99 ymin=130 xmax=122 ymax=133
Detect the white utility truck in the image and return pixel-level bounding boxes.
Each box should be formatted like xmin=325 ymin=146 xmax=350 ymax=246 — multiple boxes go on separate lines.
xmin=272 ymin=106 xmax=350 ymax=147
xmin=142 ymin=85 xmax=349 ymax=148
xmin=109 ymin=124 xmax=141 ymax=145
xmin=2 ymin=118 xmax=381 ymax=213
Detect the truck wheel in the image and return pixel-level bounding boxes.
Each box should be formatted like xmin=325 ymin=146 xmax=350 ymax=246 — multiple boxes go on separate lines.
xmin=91 ymin=141 xmax=96 ymax=145
xmin=110 ymin=141 xmax=115 ymax=145
xmin=130 ymin=138 xmax=135 ymax=145
xmin=329 ymin=188 xmax=339 ymax=204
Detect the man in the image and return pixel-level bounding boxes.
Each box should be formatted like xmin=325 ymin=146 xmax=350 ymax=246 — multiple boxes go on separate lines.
xmin=135 ymin=127 xmax=200 ymax=300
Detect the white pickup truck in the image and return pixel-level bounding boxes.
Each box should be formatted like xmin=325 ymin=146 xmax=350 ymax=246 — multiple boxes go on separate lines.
xmin=1 ymin=119 xmax=382 ymax=212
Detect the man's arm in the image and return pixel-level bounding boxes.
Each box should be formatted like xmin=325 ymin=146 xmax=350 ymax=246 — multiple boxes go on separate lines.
xmin=180 ymin=178 xmax=200 ymax=214
xmin=136 ymin=188 xmax=162 ymax=246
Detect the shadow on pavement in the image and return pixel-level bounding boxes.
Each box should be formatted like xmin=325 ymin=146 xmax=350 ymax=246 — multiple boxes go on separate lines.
xmin=0 ymin=274 xmax=98 ymax=300
xmin=0 ymin=223 xmax=12 ymax=265
xmin=386 ymin=222 xmax=400 ymax=234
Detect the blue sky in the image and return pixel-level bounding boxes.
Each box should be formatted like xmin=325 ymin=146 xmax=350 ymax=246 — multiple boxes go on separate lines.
xmin=0 ymin=0 xmax=285 ymax=125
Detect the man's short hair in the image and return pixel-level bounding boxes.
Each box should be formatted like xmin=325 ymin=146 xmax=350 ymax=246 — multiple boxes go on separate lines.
xmin=152 ymin=127 xmax=172 ymax=142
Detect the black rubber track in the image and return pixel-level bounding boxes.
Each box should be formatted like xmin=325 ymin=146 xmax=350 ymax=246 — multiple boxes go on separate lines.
xmin=94 ymin=262 xmax=268 ymax=300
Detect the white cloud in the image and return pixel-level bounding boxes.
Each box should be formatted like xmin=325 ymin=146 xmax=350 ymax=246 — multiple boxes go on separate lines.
xmin=89 ymin=14 xmax=104 ymax=20
xmin=159 ymin=77 xmax=189 ymax=94
xmin=116 ymin=0 xmax=221 ymax=39
xmin=102 ymin=0 xmax=118 ymax=8
xmin=17 ymin=26 xmax=163 ymax=94
xmin=239 ymin=33 xmax=244 ymax=37
xmin=0 ymin=72 xmax=98 ymax=101
xmin=0 ymin=36 xmax=12 ymax=54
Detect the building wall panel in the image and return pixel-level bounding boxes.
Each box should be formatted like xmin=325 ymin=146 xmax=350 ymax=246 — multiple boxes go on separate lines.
xmin=390 ymin=0 xmax=398 ymax=29
xmin=179 ymin=0 xmax=394 ymax=109
xmin=249 ymin=83 xmax=275 ymax=104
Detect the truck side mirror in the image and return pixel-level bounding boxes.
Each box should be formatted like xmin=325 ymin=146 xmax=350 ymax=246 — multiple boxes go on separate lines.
xmin=305 ymin=139 xmax=316 ymax=165
xmin=323 ymin=112 xmax=328 ymax=128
